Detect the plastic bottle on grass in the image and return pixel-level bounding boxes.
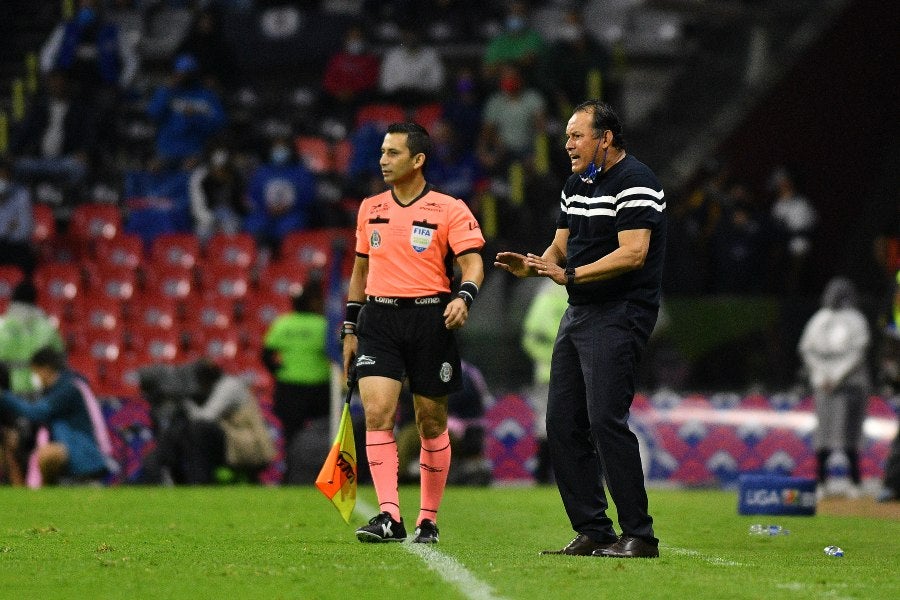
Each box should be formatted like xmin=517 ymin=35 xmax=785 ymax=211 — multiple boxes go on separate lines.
xmin=749 ymin=524 xmax=790 ymax=536
xmin=824 ymin=545 xmax=844 ymax=557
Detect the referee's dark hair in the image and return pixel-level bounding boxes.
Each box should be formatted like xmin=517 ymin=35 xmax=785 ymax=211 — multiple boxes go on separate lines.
xmin=574 ymin=100 xmax=626 ymax=150
xmin=29 ymin=346 xmax=66 ymax=372
xmin=387 ymin=122 xmax=431 ymax=164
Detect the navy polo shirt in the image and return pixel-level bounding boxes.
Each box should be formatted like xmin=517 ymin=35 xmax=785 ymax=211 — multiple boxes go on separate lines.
xmin=556 ymin=154 xmax=666 ymax=308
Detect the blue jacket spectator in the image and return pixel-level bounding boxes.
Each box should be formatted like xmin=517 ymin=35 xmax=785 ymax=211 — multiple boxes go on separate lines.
xmin=147 ymin=54 xmax=227 ymax=169
xmin=39 ymin=0 xmax=138 ymax=91
xmin=123 ymin=166 xmax=192 ymax=247
xmin=244 ymin=137 xmax=318 ymax=251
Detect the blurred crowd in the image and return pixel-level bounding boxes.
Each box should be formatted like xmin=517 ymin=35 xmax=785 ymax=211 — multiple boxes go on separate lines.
xmin=0 ymin=1 xmax=898 ymax=492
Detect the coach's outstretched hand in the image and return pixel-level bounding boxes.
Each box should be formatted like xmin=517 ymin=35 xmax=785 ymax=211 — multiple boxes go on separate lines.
xmin=494 ymin=252 xmax=538 ymax=278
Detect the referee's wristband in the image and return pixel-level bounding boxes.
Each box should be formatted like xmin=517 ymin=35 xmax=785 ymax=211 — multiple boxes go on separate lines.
xmin=340 ymin=322 xmax=356 ymax=340
xmin=456 ymin=281 xmax=479 ymax=309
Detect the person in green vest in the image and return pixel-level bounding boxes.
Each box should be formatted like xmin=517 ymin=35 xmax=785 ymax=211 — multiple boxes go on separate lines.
xmin=0 ymin=280 xmax=66 ymax=395
xmin=262 ymin=276 xmax=331 ymax=484
xmin=521 ymin=278 xmax=569 ymax=484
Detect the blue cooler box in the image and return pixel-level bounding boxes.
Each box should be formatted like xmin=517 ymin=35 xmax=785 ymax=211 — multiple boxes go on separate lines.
xmin=737 ymin=474 xmax=817 ymax=515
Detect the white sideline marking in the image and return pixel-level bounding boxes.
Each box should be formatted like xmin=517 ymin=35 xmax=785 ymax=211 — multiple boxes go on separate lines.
xmin=356 ymin=499 xmax=508 ymax=600
xmin=661 ymin=544 xmax=746 ymax=566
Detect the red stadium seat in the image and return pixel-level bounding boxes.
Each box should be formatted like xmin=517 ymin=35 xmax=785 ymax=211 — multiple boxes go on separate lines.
xmin=66 ymin=352 xmax=100 ymax=389
xmin=91 ymin=263 xmax=138 ymax=301
xmin=33 ymin=262 xmax=85 ymax=302
xmin=150 ymin=232 xmax=201 ymax=269
xmin=356 ymin=103 xmax=406 ymax=129
xmin=0 ymin=265 xmax=25 ymax=305
xmin=189 ymin=327 xmax=241 ymax=362
xmin=79 ymin=328 xmax=126 ymax=364
xmin=129 ymin=325 xmax=182 ymax=364
xmin=295 ymin=135 xmax=332 ymax=174
xmin=142 ymin=264 xmax=195 ymax=300
xmin=32 ymin=203 xmax=57 ymax=244
xmin=239 ymin=291 xmax=291 ymax=330
xmin=412 ymin=103 xmax=443 ymax=130
xmin=94 ymin=233 xmax=145 ymax=269
xmin=256 ymin=262 xmax=310 ymax=298
xmin=198 ymin=262 xmax=251 ymax=301
xmin=184 ymin=294 xmax=234 ymax=330
xmin=128 ymin=294 xmax=178 ymax=331
xmin=205 ymin=232 xmax=257 ymax=270
xmin=75 ymin=293 xmax=124 ymax=331
xmin=280 ymin=227 xmax=355 ymax=271
xmin=332 ymin=139 xmax=353 ymax=176
xmin=96 ymin=354 xmax=143 ymax=398
xmin=69 ymin=203 xmax=122 ymax=242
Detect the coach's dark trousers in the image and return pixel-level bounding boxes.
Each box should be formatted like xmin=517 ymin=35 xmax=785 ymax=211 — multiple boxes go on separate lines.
xmin=547 ymin=300 xmax=658 ymax=544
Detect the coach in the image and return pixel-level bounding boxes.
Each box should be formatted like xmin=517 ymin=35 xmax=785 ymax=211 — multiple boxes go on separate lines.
xmin=495 ymin=100 xmax=665 ymax=558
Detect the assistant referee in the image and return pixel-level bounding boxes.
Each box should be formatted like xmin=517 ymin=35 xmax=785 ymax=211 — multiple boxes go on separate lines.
xmin=341 ymin=122 xmax=485 ymax=545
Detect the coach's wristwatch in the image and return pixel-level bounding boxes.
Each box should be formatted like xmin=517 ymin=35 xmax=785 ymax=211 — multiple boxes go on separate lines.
xmin=564 ymin=266 xmax=576 ymax=286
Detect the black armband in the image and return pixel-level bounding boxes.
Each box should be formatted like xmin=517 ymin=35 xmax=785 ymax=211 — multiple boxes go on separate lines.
xmin=345 ymin=301 xmax=363 ymax=325
xmin=456 ymin=280 xmax=479 ymax=309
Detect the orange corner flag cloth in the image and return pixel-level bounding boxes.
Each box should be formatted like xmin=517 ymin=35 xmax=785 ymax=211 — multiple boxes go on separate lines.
xmin=316 ymin=402 xmax=357 ymax=523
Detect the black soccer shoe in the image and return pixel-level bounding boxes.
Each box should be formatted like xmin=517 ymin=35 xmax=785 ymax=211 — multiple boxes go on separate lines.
xmin=356 ymin=512 xmax=407 ymax=543
xmin=413 ymin=519 xmax=439 ymax=543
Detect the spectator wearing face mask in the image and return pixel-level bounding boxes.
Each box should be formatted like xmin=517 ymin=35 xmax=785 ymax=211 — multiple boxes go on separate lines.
xmin=147 ymin=53 xmax=228 ymax=171
xmin=244 ymin=136 xmax=319 ymax=252
xmin=321 ymin=24 xmax=381 ymax=123
xmin=189 ymin=140 xmax=247 ymax=242
xmin=479 ymin=63 xmax=547 ymax=161
xmin=482 ymin=1 xmax=546 ymax=81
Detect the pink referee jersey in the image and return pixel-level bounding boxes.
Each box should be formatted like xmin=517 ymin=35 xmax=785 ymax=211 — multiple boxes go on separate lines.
xmin=355 ymin=185 xmax=484 ymax=297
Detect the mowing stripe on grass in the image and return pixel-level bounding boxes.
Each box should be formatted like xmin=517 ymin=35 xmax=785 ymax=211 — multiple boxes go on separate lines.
xmin=661 ymin=544 xmax=747 ymax=567
xmin=357 ymin=499 xmax=508 ymax=600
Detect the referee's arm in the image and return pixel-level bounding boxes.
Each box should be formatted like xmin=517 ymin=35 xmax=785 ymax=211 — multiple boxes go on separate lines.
xmin=445 ymin=251 xmax=484 ymax=330
xmin=342 ymin=255 xmax=369 ymax=378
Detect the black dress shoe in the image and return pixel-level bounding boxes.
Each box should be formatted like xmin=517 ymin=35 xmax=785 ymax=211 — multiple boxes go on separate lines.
xmin=592 ymin=535 xmax=659 ymax=558
xmin=541 ymin=533 xmax=618 ymax=556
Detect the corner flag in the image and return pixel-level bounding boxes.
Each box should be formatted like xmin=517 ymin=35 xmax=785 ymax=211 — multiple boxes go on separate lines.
xmin=316 ymin=372 xmax=357 ymax=523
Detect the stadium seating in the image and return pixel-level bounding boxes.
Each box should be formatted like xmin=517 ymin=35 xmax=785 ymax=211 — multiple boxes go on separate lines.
xmin=33 ymin=262 xmax=85 ymax=305
xmin=150 ymin=232 xmax=201 ymax=270
xmin=31 ymin=203 xmax=56 ymax=244
xmin=256 ymin=262 xmax=311 ymax=298
xmin=184 ymin=294 xmax=235 ymax=330
xmin=204 ymin=232 xmax=258 ymax=270
xmin=76 ymin=293 xmax=124 ymax=331
xmin=142 ymin=264 xmax=195 ymax=301
xmin=128 ymin=325 xmax=182 ymax=364
xmin=0 ymin=265 xmax=25 ymax=311
xmin=355 ymin=103 xmax=406 ymax=129
xmin=69 ymin=203 xmax=123 ymax=243
xmin=128 ymin=294 xmax=178 ymax=330
xmin=94 ymin=234 xmax=145 ymax=269
xmin=90 ymin=263 xmax=138 ymax=302
xmin=295 ymin=135 xmax=332 ymax=174
xmin=197 ymin=262 xmax=251 ymax=302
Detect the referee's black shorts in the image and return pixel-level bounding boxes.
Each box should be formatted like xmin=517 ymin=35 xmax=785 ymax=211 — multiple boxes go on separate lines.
xmin=355 ymin=296 xmax=462 ymax=397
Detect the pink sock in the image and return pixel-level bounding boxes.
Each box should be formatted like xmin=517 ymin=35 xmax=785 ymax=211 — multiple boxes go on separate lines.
xmin=418 ymin=429 xmax=451 ymax=525
xmin=366 ymin=430 xmax=401 ymax=522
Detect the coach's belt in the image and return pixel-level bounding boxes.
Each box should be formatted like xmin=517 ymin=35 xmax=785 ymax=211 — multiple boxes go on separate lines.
xmin=367 ymin=294 xmax=448 ymax=308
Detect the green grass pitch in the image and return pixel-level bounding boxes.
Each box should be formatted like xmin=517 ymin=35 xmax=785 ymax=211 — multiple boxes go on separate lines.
xmin=0 ymin=485 xmax=897 ymax=599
